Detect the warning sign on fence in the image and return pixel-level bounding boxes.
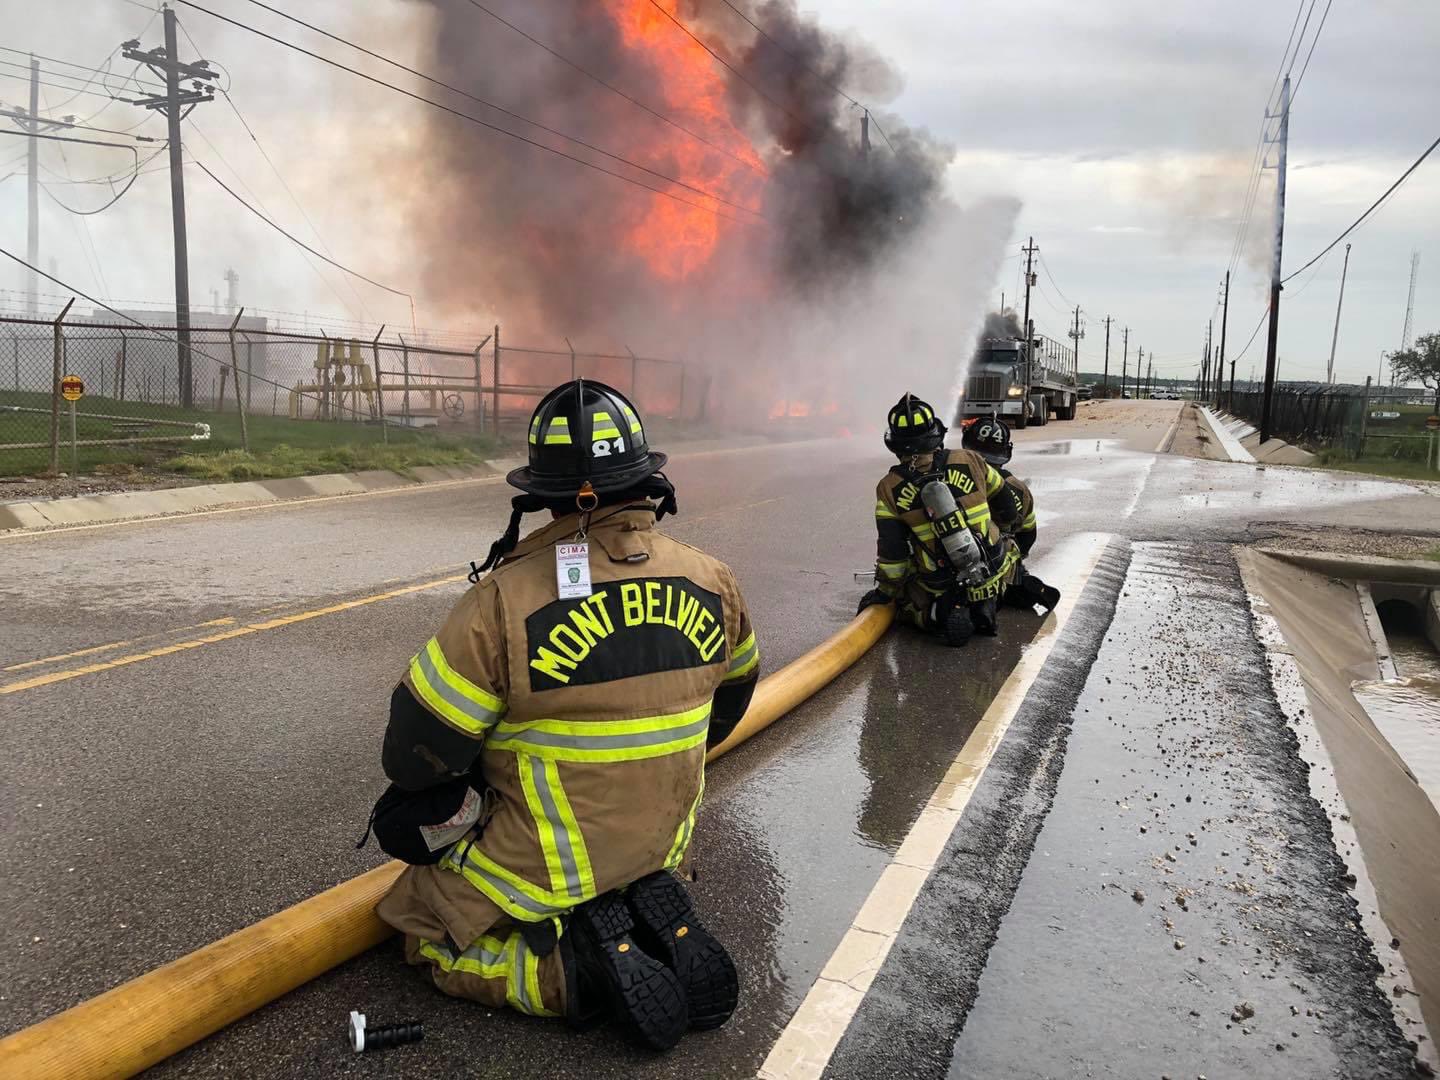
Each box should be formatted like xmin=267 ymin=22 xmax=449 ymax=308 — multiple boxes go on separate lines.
xmin=1370 ymin=410 xmax=1399 ymax=420
xmin=60 ymin=375 xmax=84 ymax=401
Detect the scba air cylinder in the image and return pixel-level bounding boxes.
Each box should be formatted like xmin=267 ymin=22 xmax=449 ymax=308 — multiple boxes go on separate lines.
xmin=919 ymin=480 xmax=986 ymax=584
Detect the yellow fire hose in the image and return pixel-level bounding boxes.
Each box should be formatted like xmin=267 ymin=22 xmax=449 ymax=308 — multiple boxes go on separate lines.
xmin=0 ymin=604 xmax=894 ymax=1080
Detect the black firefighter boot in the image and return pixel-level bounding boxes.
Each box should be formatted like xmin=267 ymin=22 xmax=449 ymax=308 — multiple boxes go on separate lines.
xmin=969 ymin=595 xmax=1000 ymax=636
xmin=625 ymin=871 xmax=739 ymax=1031
xmin=1005 ymin=570 xmax=1061 ymax=612
xmin=565 ymin=890 xmax=689 ymax=1050
xmin=930 ymin=595 xmax=974 ymax=648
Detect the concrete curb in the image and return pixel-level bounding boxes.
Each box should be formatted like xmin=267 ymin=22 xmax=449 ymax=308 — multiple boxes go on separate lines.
xmin=1198 ymin=407 xmax=1257 ymax=463
xmin=0 ymin=464 xmax=505 ymax=533
xmin=1256 ymin=548 xmax=1440 ymax=587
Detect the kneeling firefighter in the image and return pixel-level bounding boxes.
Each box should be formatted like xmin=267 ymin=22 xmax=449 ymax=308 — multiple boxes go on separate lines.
xmin=858 ymin=393 xmax=1022 ymax=646
xmin=367 ymin=379 xmax=760 ymax=1050
xmin=960 ymin=417 xmax=1061 ymax=612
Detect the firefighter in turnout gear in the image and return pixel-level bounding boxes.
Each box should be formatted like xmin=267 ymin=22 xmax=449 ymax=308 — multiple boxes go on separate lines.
xmin=371 ymin=380 xmax=759 ymax=1050
xmin=961 ymin=416 xmax=1061 ymax=612
xmin=857 ymin=394 xmax=1021 ymax=646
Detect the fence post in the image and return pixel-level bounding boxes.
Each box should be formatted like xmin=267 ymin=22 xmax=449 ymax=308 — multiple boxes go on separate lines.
xmin=492 ymin=324 xmax=501 ymax=437
xmin=10 ymin=329 xmax=17 ymax=392
xmin=565 ymin=337 xmax=576 ymax=381
xmin=118 ymin=330 xmax=128 ymax=401
xmin=473 ymin=345 xmax=483 ymax=433
xmin=228 ymin=308 xmax=250 ymax=454
xmin=371 ymin=326 xmax=388 ymax=444
xmin=49 ymin=298 xmax=75 ymax=475
xmin=1357 ymin=376 xmax=1371 ymax=459
xmin=399 ymin=334 xmax=411 ymax=423
xmin=626 ymin=346 xmax=638 ymax=403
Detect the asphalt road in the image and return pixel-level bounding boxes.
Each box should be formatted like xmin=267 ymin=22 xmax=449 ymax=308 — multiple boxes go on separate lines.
xmin=2 ymin=400 xmax=1434 ymax=1078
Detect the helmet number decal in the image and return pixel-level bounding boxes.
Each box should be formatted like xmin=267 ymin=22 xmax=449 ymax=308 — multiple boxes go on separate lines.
xmin=592 ymin=437 xmax=625 ymax=458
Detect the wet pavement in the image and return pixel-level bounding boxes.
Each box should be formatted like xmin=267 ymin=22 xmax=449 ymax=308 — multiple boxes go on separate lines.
xmin=3 ymin=400 xmax=1438 ymax=1077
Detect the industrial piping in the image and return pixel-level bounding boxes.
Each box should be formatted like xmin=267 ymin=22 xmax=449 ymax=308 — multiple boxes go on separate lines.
xmin=0 ymin=604 xmax=895 ymax=1080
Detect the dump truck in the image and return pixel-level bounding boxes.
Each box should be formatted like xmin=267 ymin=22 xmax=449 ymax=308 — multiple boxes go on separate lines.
xmin=957 ymin=332 xmax=1079 ymax=427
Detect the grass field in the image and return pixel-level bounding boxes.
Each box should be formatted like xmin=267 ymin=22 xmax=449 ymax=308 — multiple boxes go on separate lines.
xmin=1312 ymin=445 xmax=1440 ymax=482
xmin=0 ymin=390 xmax=496 ymax=479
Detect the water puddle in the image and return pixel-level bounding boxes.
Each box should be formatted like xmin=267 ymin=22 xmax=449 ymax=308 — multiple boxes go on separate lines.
xmin=1354 ymin=632 xmax=1440 ymax=812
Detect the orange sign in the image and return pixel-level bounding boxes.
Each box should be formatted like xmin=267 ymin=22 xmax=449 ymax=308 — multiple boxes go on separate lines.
xmin=1426 ymin=415 xmax=1439 ymax=430
xmin=60 ymin=374 xmax=84 ymax=402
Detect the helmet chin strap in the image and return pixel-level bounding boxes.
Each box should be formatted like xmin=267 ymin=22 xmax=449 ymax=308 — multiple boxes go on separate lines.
xmin=469 ymin=473 xmax=679 ymax=583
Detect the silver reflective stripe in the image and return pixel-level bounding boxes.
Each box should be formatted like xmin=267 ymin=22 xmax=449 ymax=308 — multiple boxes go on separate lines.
xmin=463 ymin=939 xmax=506 ymax=968
xmin=511 ymin=936 xmax=535 ymax=1014
xmin=489 ymin=713 xmax=711 ymax=753
xmin=415 ymin=645 xmax=501 ymax=731
xmin=530 ymin=756 xmax=585 ymax=899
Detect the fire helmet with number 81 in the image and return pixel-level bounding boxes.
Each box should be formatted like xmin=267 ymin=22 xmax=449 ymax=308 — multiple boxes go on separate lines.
xmin=507 ymin=379 xmax=668 ymax=499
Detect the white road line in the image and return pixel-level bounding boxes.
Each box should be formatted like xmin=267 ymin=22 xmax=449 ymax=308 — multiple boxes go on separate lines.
xmin=758 ymin=531 xmax=1114 ymax=1080
xmin=1122 ymin=453 xmax=1156 ymax=518
xmin=1199 ymin=407 xmax=1256 ymax=463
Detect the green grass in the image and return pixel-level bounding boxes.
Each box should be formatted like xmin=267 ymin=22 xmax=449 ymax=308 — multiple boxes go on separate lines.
xmin=0 ymin=389 xmax=498 ymax=479
xmin=1311 ymin=446 xmax=1440 ymax=482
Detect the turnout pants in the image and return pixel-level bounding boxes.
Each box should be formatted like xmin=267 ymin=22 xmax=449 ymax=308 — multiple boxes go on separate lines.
xmin=895 ymin=539 xmax=1022 ymax=632
xmin=403 ymin=920 xmax=567 ymax=1017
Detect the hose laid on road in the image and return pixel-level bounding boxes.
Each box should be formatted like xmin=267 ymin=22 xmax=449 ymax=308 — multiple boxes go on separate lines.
xmin=0 ymin=604 xmax=895 ymax=1080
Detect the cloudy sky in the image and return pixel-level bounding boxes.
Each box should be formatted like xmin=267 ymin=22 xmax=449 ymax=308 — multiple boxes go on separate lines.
xmin=1 ymin=0 xmax=1436 ymax=385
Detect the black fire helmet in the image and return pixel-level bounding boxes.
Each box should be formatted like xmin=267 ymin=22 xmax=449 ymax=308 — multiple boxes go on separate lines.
xmin=884 ymin=393 xmax=947 ymax=456
xmin=507 ymin=378 xmax=667 ymax=499
xmin=962 ymin=415 xmax=1013 ymax=467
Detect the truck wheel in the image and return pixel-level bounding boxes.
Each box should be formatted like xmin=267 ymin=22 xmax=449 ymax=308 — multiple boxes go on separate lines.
xmin=1034 ymin=397 xmax=1049 ymax=426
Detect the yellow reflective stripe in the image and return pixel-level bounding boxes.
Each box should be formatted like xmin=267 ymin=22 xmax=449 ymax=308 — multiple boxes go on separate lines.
xmin=666 ymin=775 xmax=704 ymax=869
xmin=963 ymin=503 xmax=991 ymax=524
xmin=418 ymin=935 xmax=509 ymax=979
xmin=896 ymin=414 xmax=908 ymax=427
xmin=724 ymin=632 xmax=757 ymax=681
xmin=876 ymin=560 xmax=909 ymax=580
xmin=528 ymin=416 xmax=540 ymax=445
xmin=486 ymin=703 xmax=712 ymax=763
xmin=912 ymin=522 xmax=936 ymax=540
xmin=985 ymin=464 xmax=1004 ymax=496
xmin=620 ymin=403 xmax=643 ymax=434
xmin=444 ymin=843 xmax=570 ymax=919
xmin=408 ymin=638 xmax=505 ymax=735
xmin=1022 ymin=512 xmax=1038 ymax=530
xmin=519 ymin=753 xmax=567 ymax=897
xmin=875 ymin=499 xmax=899 ymax=520
xmin=517 ymin=752 xmax=595 ymax=900
xmin=591 ymin=411 xmax=622 ymax=439
xmin=544 ymin=417 xmax=572 ymax=445
xmin=918 ymin=549 xmax=939 ymax=571
xmin=506 ymin=933 xmax=557 ymax=1017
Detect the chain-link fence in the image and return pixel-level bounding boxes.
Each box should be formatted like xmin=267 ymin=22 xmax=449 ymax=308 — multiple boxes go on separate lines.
xmin=0 ymin=309 xmax=695 ymax=475
xmin=1225 ymin=381 xmax=1438 ymax=467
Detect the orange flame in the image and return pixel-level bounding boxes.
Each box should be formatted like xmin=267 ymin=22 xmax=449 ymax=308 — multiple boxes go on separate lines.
xmin=768 ymin=399 xmax=812 ymax=419
xmin=603 ymin=0 xmax=765 ymax=281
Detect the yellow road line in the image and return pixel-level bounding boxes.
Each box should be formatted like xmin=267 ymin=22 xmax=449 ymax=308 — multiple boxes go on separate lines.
xmin=3 ymin=618 xmax=238 ymax=672
xmin=0 ymin=576 xmax=467 ymax=695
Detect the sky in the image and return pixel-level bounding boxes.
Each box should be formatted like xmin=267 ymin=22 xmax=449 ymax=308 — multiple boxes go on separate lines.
xmin=0 ymin=0 xmax=1436 ymax=385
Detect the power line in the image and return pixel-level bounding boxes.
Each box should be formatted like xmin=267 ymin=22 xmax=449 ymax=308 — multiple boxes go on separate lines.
xmin=1289 ymin=0 xmax=1334 ymax=103
xmin=0 ymin=48 xmax=167 ymax=91
xmin=1231 ymin=305 xmax=1271 ymax=364
xmin=1037 ymin=251 xmax=1076 ymax=308
xmin=206 ymin=0 xmax=764 ymax=220
xmin=0 ymin=128 xmax=142 ymax=153
xmin=643 ymin=0 xmax=804 ymax=125
xmin=1281 ymin=134 xmax=1440 ymax=284
xmin=176 ymin=0 xmax=768 ymax=228
xmin=191 ymin=157 xmax=419 ymax=328
xmin=455 ymin=0 xmax=766 ymax=178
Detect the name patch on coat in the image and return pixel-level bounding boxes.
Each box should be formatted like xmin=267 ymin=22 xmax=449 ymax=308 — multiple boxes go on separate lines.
xmin=527 ymin=576 xmax=726 ymax=690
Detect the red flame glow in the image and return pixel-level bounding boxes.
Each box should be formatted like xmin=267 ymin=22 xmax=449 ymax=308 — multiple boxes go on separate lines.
xmin=602 ymin=0 xmax=765 ymax=281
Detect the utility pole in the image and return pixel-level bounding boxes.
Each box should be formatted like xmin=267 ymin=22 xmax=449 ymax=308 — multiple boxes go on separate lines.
xmin=860 ymin=109 xmax=871 ymax=154
xmin=3 ymin=59 xmax=75 ymax=313
xmin=1136 ymin=347 xmax=1143 ymax=399
xmin=1146 ymin=355 xmax=1153 ymax=399
xmin=1020 ymin=237 xmax=1038 ymax=425
xmin=123 ymin=6 xmax=218 ymax=407
xmin=1102 ymin=316 xmax=1112 ymax=397
xmin=1121 ymin=326 xmax=1129 ymax=398
xmin=1260 ymin=75 xmax=1290 ymax=443
xmin=1204 ymin=319 xmax=1213 ymax=400
xmin=224 ymin=267 xmax=239 ymax=317
xmin=1068 ymin=304 xmax=1085 ymax=384
xmin=1217 ymin=272 xmax=1230 ymax=408
xmin=1326 ymin=243 xmax=1351 ymax=385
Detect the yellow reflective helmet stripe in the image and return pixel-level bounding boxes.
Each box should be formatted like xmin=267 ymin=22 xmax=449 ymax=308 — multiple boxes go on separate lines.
xmin=408 ymin=638 xmax=505 ymax=735
xmin=544 ymin=416 xmax=572 ymax=445
xmin=590 ymin=411 xmax=622 ymax=440
xmin=485 ymin=703 xmax=711 ymax=764
xmin=895 ymin=414 xmax=909 ymax=428
xmin=528 ymin=416 xmax=541 ymax=445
